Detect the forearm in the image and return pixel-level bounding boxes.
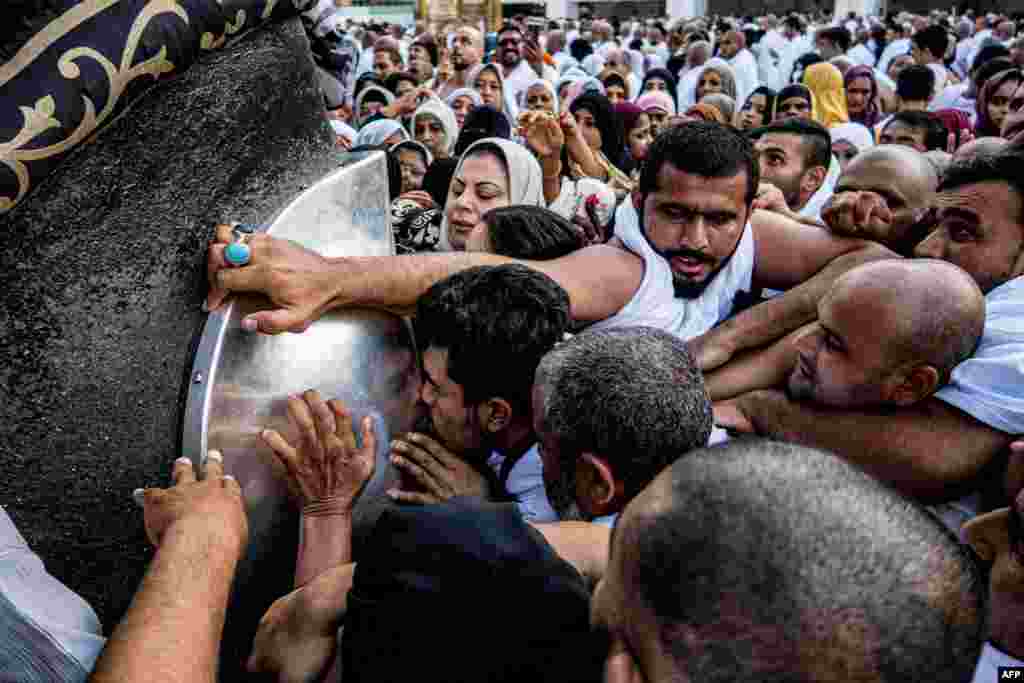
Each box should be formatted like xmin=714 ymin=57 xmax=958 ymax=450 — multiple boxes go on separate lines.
xmin=721 ymin=244 xmax=893 ymax=357
xmin=738 ymin=391 xmax=1009 ymax=502
xmin=704 ymin=326 xmax=806 ymax=401
xmin=565 ymin=134 xmax=604 ymax=179
xmin=540 ymin=156 xmax=563 ymax=205
xmin=90 ymin=526 xmax=242 ymax=683
xmin=295 ymin=513 xmax=353 ymax=588
xmin=329 ymin=252 xmax=510 ymax=315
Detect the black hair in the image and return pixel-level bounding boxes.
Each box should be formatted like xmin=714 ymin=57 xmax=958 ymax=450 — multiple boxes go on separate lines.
xmin=483 ymin=206 xmax=585 ymax=260
xmin=422 ymin=157 xmax=458 ymax=208
xmin=453 ymin=105 xmax=512 ymax=157
xmin=971 ymin=44 xmax=1011 ymax=74
xmin=384 ymin=71 xmax=418 ymax=95
xmin=742 ymin=86 xmax=777 ymax=125
xmin=601 ymin=71 xmax=628 ymax=93
xmin=816 ymin=26 xmax=852 ymax=52
xmin=885 ymin=111 xmax=948 ymax=151
xmin=496 ymin=23 xmax=522 ymax=40
xmin=411 ymin=36 xmax=439 ymax=66
xmin=569 ymin=38 xmax=593 ymax=62
xmin=939 ymin=148 xmax=1024 ymax=222
xmin=750 ymin=116 xmax=832 ymax=170
xmin=625 ymin=439 xmax=987 ymax=683
xmin=974 ymin=56 xmax=1015 ymax=91
xmin=569 ymin=92 xmax=625 ymax=169
xmin=354 ymin=73 xmax=384 ymax=99
xmin=791 ymin=52 xmax=823 ymax=83
xmin=641 ymin=122 xmax=759 ymax=205
xmin=896 ymin=64 xmax=936 ymax=102
xmin=414 ymin=265 xmax=571 ymax=413
xmin=912 ymin=24 xmax=950 ymax=61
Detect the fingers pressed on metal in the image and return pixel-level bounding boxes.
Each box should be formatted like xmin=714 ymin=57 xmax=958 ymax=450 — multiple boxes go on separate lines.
xmin=330 ymin=400 xmax=358 ymax=452
xmin=288 ymin=394 xmax=319 ymax=452
xmin=261 ymin=429 xmax=297 ymax=461
xmin=306 ymin=390 xmax=337 ymax=441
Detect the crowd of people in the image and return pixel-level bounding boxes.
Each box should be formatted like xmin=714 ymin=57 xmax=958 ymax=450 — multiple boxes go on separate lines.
xmin=7 ymin=3 xmax=1024 ymax=682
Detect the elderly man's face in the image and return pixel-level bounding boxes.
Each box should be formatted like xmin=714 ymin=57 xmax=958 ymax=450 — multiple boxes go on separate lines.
xmin=640 ymin=162 xmax=750 ymax=298
xmin=914 ymin=181 xmax=1024 ymax=294
xmin=531 ymin=381 xmax=585 ymax=522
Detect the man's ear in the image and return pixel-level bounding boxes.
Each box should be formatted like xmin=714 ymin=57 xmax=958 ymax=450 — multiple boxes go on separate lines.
xmin=801 ymin=164 xmax=828 ymax=195
xmin=575 ymin=453 xmax=622 ymax=517
xmin=963 ymin=508 xmax=1011 ymax=562
xmin=888 ymin=365 xmax=941 ymax=406
xmin=480 ymin=398 xmax=513 ymax=434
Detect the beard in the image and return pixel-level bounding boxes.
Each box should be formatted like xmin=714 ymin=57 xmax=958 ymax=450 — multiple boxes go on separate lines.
xmin=547 ymin=467 xmax=587 ymax=522
xmin=637 ymin=199 xmax=739 ymax=299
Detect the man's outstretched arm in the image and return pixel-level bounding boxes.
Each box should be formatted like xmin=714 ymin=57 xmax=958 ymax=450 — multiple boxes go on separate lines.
xmin=718 ymin=390 xmax=1011 ymax=502
xmin=692 ymin=209 xmax=896 ymax=371
xmin=207 ymin=225 xmax=642 ymax=333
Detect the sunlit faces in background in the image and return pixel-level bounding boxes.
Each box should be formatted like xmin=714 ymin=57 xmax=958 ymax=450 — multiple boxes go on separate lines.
xmin=396 ymin=147 xmax=428 ymax=193
xmin=526 ymin=83 xmax=556 ymax=113
xmin=474 ymin=69 xmax=503 ymax=111
xmin=738 ymin=93 xmax=770 ymax=130
xmin=605 ymin=82 xmax=627 ymax=104
xmin=626 ymin=112 xmax=653 ymax=162
xmin=414 ymin=114 xmax=448 ymax=159
xmin=645 ymin=77 xmax=670 ymax=94
xmin=573 ymin=107 xmax=603 ymax=151
xmin=845 ymin=76 xmax=872 ymax=116
xmin=450 ymin=95 xmax=475 ymax=129
xmin=696 ymin=69 xmax=723 ymax=100
xmin=776 ymin=95 xmax=812 ymax=120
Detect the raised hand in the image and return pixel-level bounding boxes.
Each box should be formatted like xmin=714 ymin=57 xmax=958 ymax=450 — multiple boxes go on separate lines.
xmin=821 ymin=190 xmax=893 ymax=242
xmin=261 ymin=391 xmax=376 ymax=514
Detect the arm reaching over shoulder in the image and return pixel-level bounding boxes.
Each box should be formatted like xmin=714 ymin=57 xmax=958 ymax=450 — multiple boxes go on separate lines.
xmin=89 ymin=454 xmax=247 ymax=683
xmin=721 ymin=389 xmax=1011 ymax=502
xmin=703 ymin=323 xmax=813 ymax=401
xmin=691 ymin=209 xmax=896 ymax=372
xmin=206 ymin=224 xmax=642 ymax=333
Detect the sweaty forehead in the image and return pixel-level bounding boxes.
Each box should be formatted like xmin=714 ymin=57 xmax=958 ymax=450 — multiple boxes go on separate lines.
xmin=756 ymin=132 xmax=805 ymax=156
xmin=935 ymin=180 xmax=1023 ymax=222
xmin=653 ymin=163 xmax=747 ymax=211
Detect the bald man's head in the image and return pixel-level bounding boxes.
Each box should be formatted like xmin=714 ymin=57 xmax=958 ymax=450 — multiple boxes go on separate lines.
xmin=953 ymin=136 xmax=1008 ymax=162
xmin=789 ymin=259 xmax=984 ymax=408
xmin=590 ymin=440 xmax=986 ymax=683
xmin=836 ymin=145 xmax=939 ymax=254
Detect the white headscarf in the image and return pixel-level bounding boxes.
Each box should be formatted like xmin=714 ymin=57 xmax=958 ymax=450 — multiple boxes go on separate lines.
xmin=438 ymin=138 xmax=545 ymax=251
xmin=354 ymin=85 xmax=395 ymax=128
xmin=412 ymin=96 xmax=459 ymax=158
xmin=518 ymin=78 xmax=560 ymax=114
xmin=354 ymin=118 xmax=409 ymax=148
xmin=468 ymin=63 xmax=519 ymax=119
xmin=446 ymin=88 xmax=483 ymax=109
xmin=692 ymin=57 xmax=739 ymax=101
xmin=390 ymin=139 xmax=434 ymax=167
xmin=829 ymin=122 xmax=876 ymax=155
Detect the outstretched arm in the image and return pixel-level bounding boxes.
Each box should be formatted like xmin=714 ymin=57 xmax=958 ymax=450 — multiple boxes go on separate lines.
xmin=89 ymin=454 xmax=248 ymax=683
xmin=691 ymin=209 xmax=895 ymax=371
xmin=716 ymin=390 xmax=1011 ymax=502
xmin=703 ymin=323 xmax=812 ymax=401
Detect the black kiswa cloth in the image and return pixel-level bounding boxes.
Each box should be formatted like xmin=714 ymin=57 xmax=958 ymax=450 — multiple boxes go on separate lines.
xmin=341 ymin=498 xmax=605 ymax=683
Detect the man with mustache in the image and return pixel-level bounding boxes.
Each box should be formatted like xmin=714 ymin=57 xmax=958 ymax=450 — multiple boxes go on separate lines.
xmin=495 ymin=24 xmax=558 ymax=112
xmin=435 ymin=25 xmax=483 ymax=100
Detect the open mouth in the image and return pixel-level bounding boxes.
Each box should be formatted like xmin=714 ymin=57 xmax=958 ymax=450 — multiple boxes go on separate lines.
xmin=670 ymin=255 xmax=709 ymax=278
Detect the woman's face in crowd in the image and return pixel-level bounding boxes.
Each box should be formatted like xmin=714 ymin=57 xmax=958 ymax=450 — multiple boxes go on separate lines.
xmin=475 ymin=70 xmax=503 ymax=110
xmin=606 ymin=83 xmax=627 ymax=104
xmin=738 ymin=93 xmax=769 ymax=129
xmin=526 ymin=84 xmax=556 ymax=113
xmin=451 ymin=95 xmax=474 ymax=129
xmin=395 ymin=79 xmax=417 ymax=99
xmin=397 ymin=148 xmax=428 ymax=194
xmin=574 ymin=107 xmax=603 ymax=151
xmin=646 ymin=107 xmax=670 ymax=136
xmin=627 ymin=112 xmax=653 ymax=162
xmin=446 ymin=151 xmax=510 ymax=250
xmin=988 ymin=78 xmax=1020 ymax=132
xmin=360 ymin=99 xmax=384 ymax=121
xmin=415 ymin=114 xmax=448 ymax=159
xmin=846 ymin=76 xmax=872 ymax=115
xmin=777 ymin=95 xmax=812 ymax=120
xmin=697 ymin=70 xmax=723 ymax=100
xmin=832 ymin=140 xmax=859 ymax=172
xmin=887 ymin=54 xmax=914 ymax=81
xmin=645 ymin=77 xmax=669 ymax=94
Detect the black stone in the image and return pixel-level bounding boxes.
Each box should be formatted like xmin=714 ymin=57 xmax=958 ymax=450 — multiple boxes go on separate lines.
xmin=1 ymin=16 xmax=348 ymax=678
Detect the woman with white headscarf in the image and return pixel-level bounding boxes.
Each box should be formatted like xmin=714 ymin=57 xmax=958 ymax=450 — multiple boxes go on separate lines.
xmin=353 ymin=85 xmax=395 ymax=128
xmin=438 ymin=138 xmax=545 ymax=251
xmin=446 ymin=88 xmax=483 ymax=131
xmin=519 ymin=78 xmax=559 ymax=114
xmin=468 ymin=63 xmax=518 ymax=121
xmin=353 ymin=118 xmax=409 ymax=148
xmin=412 ymin=96 xmax=458 ymax=160
xmin=683 ymin=58 xmax=738 ymax=112
xmin=829 ymin=122 xmax=876 ymax=172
